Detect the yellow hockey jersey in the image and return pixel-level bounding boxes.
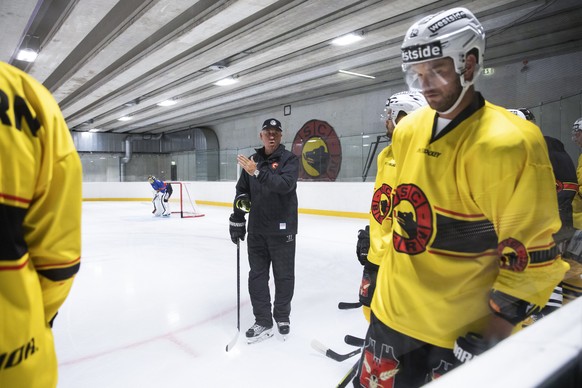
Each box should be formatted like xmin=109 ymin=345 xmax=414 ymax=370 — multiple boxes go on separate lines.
xmin=371 ymin=93 xmax=568 ymax=349
xmin=572 ymin=154 xmax=582 ymax=229
xmin=368 ymin=145 xmax=396 ymax=266
xmin=0 ymin=62 xmax=82 ymax=387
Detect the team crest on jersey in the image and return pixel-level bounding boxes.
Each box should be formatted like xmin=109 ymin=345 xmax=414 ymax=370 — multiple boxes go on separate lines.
xmin=371 ymin=184 xmax=392 ymax=225
xmin=392 ymin=183 xmax=433 ymax=255
xmin=430 ymin=360 xmax=453 ymax=381
xmin=360 ymin=340 xmax=400 ymax=388
xmin=291 ymin=119 xmax=342 ymax=181
xmin=497 ymin=238 xmax=528 ymax=272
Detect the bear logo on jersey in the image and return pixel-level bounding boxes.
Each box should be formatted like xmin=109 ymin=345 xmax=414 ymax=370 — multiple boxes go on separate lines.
xmin=497 ymin=237 xmax=528 ymax=272
xmin=371 ymin=183 xmax=392 ymax=225
xmin=392 ymin=183 xmax=433 ymax=255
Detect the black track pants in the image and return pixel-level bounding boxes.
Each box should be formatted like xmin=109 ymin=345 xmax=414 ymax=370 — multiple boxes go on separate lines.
xmin=247 ymin=233 xmax=296 ymax=327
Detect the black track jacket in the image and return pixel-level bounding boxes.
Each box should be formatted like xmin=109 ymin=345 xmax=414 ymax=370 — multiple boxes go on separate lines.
xmin=235 ymin=144 xmax=299 ymax=235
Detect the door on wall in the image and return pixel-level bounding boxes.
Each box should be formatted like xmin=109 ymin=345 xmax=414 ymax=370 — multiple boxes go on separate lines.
xmin=171 ymin=164 xmax=177 ymax=181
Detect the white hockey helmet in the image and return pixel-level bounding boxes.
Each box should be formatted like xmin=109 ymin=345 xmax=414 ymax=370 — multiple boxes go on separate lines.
xmin=518 ymin=108 xmax=536 ymax=123
xmin=148 ymin=175 xmax=155 ymax=183
xmin=507 ymin=109 xmax=527 ymax=120
xmin=401 ymin=7 xmax=485 ymax=90
xmin=572 ymin=117 xmax=582 ymax=142
xmin=381 ymin=90 xmax=428 ymax=126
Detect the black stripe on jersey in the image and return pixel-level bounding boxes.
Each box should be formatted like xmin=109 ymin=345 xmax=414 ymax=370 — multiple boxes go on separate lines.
xmin=38 ymin=262 xmax=81 ymax=281
xmin=529 ymin=246 xmax=559 ymax=264
xmin=0 ymin=203 xmax=28 ymax=261
xmin=432 ymin=213 xmax=497 ymax=253
xmin=561 ymin=281 xmax=582 ymax=302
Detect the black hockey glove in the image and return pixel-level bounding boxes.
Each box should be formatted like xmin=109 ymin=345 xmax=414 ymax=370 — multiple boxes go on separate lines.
xmin=453 ymin=332 xmax=490 ymax=364
xmin=359 ymin=261 xmax=379 ymax=307
xmin=229 ymin=213 xmax=246 ymax=244
xmin=356 ymin=225 xmax=370 ymax=265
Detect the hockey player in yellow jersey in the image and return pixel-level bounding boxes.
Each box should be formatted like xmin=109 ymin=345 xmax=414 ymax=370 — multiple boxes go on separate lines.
xmin=356 ymin=91 xmax=427 ymax=322
xmin=353 ymin=7 xmax=568 ymax=387
xmin=564 ymin=117 xmax=582 ymax=305
xmin=0 ymin=62 xmax=82 ymax=388
xmin=571 ymin=118 xmax=582 ymax=229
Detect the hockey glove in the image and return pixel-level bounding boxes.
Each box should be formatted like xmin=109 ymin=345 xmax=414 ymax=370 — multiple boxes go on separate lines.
xmin=356 ymin=225 xmax=370 ymax=265
xmin=229 ymin=213 xmax=246 ymax=244
xmin=359 ymin=261 xmax=379 ymax=307
xmin=234 ymin=193 xmax=251 ymax=213
xmin=453 ymin=333 xmax=490 ymax=364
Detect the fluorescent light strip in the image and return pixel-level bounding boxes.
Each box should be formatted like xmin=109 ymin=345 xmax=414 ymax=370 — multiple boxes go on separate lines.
xmin=214 ymin=77 xmax=239 ymax=86
xmin=338 ymin=70 xmax=375 ymax=79
xmin=331 ymin=33 xmax=363 ymax=46
xmin=16 ymin=48 xmax=38 ymax=62
xmin=157 ymin=100 xmax=177 ymax=107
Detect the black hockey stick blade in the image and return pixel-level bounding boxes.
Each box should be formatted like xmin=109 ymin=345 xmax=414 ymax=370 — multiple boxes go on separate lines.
xmin=344 ymin=334 xmax=365 ymax=347
xmin=338 ymin=301 xmax=362 ymax=310
xmin=311 ymin=339 xmax=362 ymax=362
xmin=337 ymin=360 xmax=359 ymax=388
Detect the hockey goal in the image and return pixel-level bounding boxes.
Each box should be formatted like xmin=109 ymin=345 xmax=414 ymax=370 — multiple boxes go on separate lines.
xmin=166 ymin=181 xmax=205 ymax=218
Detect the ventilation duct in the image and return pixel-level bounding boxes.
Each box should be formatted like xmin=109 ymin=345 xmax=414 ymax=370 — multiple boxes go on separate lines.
xmin=120 ymin=133 xmax=163 ymax=181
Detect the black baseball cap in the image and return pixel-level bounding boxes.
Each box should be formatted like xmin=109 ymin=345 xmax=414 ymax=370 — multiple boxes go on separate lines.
xmin=262 ymin=118 xmax=282 ymax=131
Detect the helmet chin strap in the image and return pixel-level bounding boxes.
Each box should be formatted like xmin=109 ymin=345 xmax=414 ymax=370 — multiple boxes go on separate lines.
xmin=437 ymin=65 xmax=480 ymax=116
xmin=437 ymin=75 xmax=473 ymax=116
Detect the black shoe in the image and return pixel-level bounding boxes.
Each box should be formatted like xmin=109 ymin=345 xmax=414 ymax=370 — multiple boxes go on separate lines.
xmin=245 ymin=323 xmax=273 ymax=344
xmin=276 ymin=321 xmax=290 ymax=335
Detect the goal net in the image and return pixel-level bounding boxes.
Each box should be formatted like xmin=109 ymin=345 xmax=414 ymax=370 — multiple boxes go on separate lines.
xmin=166 ymin=181 xmax=205 ymax=218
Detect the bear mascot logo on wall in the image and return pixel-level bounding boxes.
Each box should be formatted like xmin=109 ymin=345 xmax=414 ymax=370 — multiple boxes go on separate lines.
xmin=291 ymin=119 xmax=342 ymax=181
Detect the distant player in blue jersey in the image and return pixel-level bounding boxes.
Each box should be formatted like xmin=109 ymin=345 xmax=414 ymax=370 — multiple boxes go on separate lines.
xmin=148 ymin=175 xmax=173 ymax=216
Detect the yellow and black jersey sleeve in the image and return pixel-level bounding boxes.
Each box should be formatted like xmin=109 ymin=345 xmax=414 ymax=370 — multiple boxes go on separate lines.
xmin=367 ymin=145 xmax=395 ymax=267
xmin=0 ymin=61 xmax=82 ymax=388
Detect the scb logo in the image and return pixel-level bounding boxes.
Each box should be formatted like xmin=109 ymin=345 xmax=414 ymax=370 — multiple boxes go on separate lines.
xmin=292 ymin=120 xmax=342 ymax=181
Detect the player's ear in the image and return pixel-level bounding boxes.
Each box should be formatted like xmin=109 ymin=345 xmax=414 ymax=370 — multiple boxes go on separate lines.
xmin=464 ymin=53 xmax=477 ymax=82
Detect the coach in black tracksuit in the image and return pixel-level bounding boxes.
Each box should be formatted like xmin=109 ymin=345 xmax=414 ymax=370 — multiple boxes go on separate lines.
xmin=229 ymin=118 xmax=299 ymax=341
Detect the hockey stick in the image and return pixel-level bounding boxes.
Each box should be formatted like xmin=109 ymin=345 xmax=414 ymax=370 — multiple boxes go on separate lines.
xmin=225 ymin=239 xmax=241 ymax=352
xmin=311 ymin=339 xmax=362 ymax=362
xmin=338 ymin=301 xmax=362 ymax=310
xmin=337 ymin=360 xmax=359 ymax=388
xmin=344 ymin=334 xmax=365 ymax=347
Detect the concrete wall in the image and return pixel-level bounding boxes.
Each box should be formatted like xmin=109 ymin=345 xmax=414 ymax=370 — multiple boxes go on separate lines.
xmin=83 ymin=181 xmax=374 ymax=218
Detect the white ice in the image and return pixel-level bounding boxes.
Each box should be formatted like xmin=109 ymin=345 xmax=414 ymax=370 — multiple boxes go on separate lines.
xmin=54 ymin=202 xmax=368 ymax=387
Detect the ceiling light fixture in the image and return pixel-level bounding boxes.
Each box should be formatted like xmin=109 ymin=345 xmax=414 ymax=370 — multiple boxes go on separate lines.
xmin=157 ymin=99 xmax=178 ymax=107
xmin=331 ymin=32 xmax=364 ymax=46
xmin=118 ymin=116 xmax=132 ymax=121
xmin=214 ymin=76 xmax=239 ymax=86
xmin=88 ymin=128 xmax=101 ymax=132
xmin=16 ymin=48 xmax=38 ymax=62
xmin=338 ymin=69 xmax=375 ymax=79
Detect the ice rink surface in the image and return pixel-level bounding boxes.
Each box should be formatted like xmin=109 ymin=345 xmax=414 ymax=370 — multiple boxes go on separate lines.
xmin=54 ymin=202 xmax=369 ymax=387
